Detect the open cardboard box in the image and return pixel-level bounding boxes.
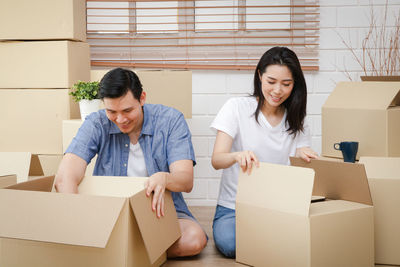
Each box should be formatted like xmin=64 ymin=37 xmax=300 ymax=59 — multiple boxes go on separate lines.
xmin=236 ymin=158 xmax=374 ymax=267
xmin=0 ymin=175 xmax=180 ymax=267
xmin=0 ymin=152 xmax=62 ymax=183
xmin=359 ymin=156 xmax=400 ymax=265
xmin=0 ymin=174 xmax=17 ymax=189
xmin=322 ymin=81 xmax=400 ymax=159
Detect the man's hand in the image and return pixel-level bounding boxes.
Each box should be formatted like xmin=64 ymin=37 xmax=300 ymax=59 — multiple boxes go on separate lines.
xmin=144 ymin=172 xmax=168 ymax=218
xmin=295 ymin=147 xmax=318 ymax=162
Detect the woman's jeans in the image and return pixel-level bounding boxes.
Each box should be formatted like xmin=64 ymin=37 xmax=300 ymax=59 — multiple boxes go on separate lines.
xmin=212 ymin=205 xmax=236 ymax=258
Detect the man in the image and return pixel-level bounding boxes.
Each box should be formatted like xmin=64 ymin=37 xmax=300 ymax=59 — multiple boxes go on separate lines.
xmin=55 ymin=68 xmax=207 ymax=257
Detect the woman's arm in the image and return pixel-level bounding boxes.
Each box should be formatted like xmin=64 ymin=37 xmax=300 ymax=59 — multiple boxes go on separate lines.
xmin=211 ymin=130 xmax=259 ymax=174
xmin=295 ymin=146 xmax=319 ymax=162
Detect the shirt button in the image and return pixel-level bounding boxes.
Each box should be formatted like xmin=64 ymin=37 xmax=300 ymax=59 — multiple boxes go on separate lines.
xmin=125 ymin=144 xmax=129 ymax=147
xmin=124 ymin=164 xmax=127 ymax=167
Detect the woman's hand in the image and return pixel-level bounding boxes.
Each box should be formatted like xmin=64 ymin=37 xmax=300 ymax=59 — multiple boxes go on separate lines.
xmin=234 ymin=150 xmax=260 ymax=175
xmin=296 ymin=147 xmax=318 ymax=162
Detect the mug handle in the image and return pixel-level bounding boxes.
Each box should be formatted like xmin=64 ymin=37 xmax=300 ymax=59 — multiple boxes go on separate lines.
xmin=333 ymin=143 xmax=341 ymax=150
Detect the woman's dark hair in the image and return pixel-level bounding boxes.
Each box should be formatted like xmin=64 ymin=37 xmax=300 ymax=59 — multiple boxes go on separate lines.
xmin=99 ymin=68 xmax=143 ymax=100
xmin=252 ymin=46 xmax=307 ymax=136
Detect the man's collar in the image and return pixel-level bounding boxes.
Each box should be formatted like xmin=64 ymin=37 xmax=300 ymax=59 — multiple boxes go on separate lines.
xmin=140 ymin=104 xmax=154 ymax=136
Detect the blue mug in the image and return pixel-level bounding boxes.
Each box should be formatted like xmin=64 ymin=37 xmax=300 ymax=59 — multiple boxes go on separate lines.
xmin=334 ymin=141 xmax=359 ymax=163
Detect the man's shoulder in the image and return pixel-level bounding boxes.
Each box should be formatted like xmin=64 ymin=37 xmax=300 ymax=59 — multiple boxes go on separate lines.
xmin=84 ymin=109 xmax=114 ymax=131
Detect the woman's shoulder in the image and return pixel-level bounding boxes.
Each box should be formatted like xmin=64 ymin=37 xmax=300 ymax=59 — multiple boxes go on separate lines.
xmin=226 ymin=96 xmax=257 ymax=108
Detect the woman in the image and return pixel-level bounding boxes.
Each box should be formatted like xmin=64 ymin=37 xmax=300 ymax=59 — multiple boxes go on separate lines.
xmin=210 ymin=47 xmax=318 ymax=258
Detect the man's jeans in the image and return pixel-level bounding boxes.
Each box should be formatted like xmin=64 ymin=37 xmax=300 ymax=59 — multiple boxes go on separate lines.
xmin=212 ymin=205 xmax=236 ymax=258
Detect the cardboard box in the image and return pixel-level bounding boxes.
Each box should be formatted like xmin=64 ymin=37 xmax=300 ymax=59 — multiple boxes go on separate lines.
xmin=0 ymin=89 xmax=80 ymax=154
xmin=359 ymin=157 xmax=400 ymax=265
xmin=0 ymin=0 xmax=86 ymax=41
xmin=0 ymin=152 xmax=62 ymax=183
xmin=236 ymin=159 xmax=374 ymax=267
xmin=322 ymin=81 xmax=400 ymax=159
xmin=0 ymin=175 xmax=180 ymax=267
xmin=91 ymin=69 xmax=192 ymax=118
xmin=63 ymin=119 xmax=96 ymax=175
xmin=0 ymin=41 xmax=90 ymax=88
xmin=0 ymin=174 xmax=17 ymax=189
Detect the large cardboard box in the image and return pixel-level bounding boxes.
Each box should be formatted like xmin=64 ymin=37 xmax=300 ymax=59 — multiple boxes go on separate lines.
xmin=0 ymin=41 xmax=90 ymax=88
xmin=0 ymin=175 xmax=17 ymax=189
xmin=359 ymin=157 xmax=400 ymax=265
xmin=0 ymin=175 xmax=180 ymax=267
xmin=236 ymin=159 xmax=374 ymax=267
xmin=63 ymin=119 xmax=96 ymax=175
xmin=322 ymin=82 xmax=400 ymax=159
xmin=91 ymin=69 xmax=192 ymax=118
xmin=0 ymin=152 xmax=63 ymax=183
xmin=0 ymin=0 xmax=86 ymax=41
xmin=0 ymin=89 xmax=80 ymax=154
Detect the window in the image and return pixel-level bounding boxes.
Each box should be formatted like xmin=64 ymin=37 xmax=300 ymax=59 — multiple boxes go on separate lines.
xmin=87 ymin=0 xmax=319 ymax=70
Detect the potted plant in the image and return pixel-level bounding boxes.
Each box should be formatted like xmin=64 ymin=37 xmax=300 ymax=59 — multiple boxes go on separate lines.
xmin=69 ymin=80 xmax=101 ymax=120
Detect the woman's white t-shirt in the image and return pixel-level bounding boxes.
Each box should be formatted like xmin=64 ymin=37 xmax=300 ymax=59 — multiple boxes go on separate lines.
xmin=210 ymin=96 xmax=311 ymax=210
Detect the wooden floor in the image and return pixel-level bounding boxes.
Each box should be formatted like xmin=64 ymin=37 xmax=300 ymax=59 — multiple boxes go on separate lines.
xmin=163 ymin=206 xmax=395 ymax=267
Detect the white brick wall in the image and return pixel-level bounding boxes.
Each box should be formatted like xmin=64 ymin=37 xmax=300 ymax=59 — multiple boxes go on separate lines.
xmin=184 ymin=1 xmax=400 ymax=206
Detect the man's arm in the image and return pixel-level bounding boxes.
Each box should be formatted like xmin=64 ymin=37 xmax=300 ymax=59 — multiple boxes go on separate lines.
xmin=145 ymin=159 xmax=193 ymax=218
xmin=54 ymin=153 xmax=88 ymax=193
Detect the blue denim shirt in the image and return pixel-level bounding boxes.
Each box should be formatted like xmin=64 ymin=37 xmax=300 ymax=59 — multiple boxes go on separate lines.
xmin=66 ymin=104 xmax=196 ymax=217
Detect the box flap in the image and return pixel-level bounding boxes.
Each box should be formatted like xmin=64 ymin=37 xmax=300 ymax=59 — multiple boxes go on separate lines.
xmin=0 ymin=174 xmax=17 ymax=188
xmin=6 ymin=175 xmax=55 ymax=192
xmin=78 ymin=176 xmax=147 ymax=197
xmin=0 ymin=152 xmax=44 ymax=182
xmin=290 ymin=157 xmax=372 ymax=205
xmin=130 ymin=190 xmax=181 ymax=264
xmin=359 ymin=157 xmax=400 ymax=179
xmin=236 ymin=162 xmax=314 ymax=216
xmin=323 ymin=82 xmax=400 ymax=110
xmin=0 ymin=188 xmax=126 ymax=248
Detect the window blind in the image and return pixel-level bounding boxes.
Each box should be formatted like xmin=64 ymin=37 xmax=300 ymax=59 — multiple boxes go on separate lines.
xmin=87 ymin=0 xmax=319 ymax=70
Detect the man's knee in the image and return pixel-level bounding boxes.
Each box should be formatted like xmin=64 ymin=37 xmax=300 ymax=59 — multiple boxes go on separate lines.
xmin=182 ymin=226 xmax=207 ymax=255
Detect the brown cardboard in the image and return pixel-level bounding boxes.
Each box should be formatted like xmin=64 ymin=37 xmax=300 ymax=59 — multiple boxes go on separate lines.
xmin=0 ymin=175 xmax=180 ymax=267
xmin=0 ymin=89 xmax=80 ymax=154
xmin=359 ymin=157 xmax=400 ymax=265
xmin=0 ymin=152 xmax=46 ymax=183
xmin=0 ymin=41 xmax=90 ymax=88
xmin=322 ymin=82 xmax=400 ymax=159
xmin=63 ymin=120 xmax=96 ymax=175
xmin=0 ymin=175 xmax=17 ymax=189
xmin=236 ymin=159 xmax=374 ymax=267
xmin=91 ymin=69 xmax=192 ymax=118
xmin=0 ymin=0 xmax=86 ymax=41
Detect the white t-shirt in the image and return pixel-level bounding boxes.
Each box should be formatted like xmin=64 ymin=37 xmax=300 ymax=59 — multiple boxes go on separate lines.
xmin=210 ymin=96 xmax=311 ymax=209
xmin=127 ymin=142 xmax=149 ymax=177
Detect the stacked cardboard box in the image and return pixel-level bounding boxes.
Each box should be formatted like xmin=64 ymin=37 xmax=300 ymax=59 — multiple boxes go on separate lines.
xmin=0 ymin=0 xmax=90 ymax=178
xmin=321 ymin=80 xmax=400 ymax=265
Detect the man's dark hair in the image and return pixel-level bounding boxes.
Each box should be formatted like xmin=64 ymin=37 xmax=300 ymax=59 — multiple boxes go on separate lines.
xmin=252 ymin=46 xmax=307 ymax=136
xmin=99 ymin=68 xmax=143 ymax=100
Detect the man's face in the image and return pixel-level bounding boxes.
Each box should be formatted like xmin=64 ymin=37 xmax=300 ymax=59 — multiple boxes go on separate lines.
xmin=103 ymin=90 xmax=146 ymax=135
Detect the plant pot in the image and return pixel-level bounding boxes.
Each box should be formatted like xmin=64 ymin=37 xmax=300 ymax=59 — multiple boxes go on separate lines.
xmin=79 ymin=99 xmax=101 ymax=120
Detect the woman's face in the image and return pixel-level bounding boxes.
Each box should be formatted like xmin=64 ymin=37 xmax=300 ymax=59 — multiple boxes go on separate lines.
xmin=259 ymin=64 xmax=294 ymax=109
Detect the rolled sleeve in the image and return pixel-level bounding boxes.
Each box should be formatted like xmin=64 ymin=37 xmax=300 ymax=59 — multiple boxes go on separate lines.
xmin=65 ymin=116 xmax=101 ymax=164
